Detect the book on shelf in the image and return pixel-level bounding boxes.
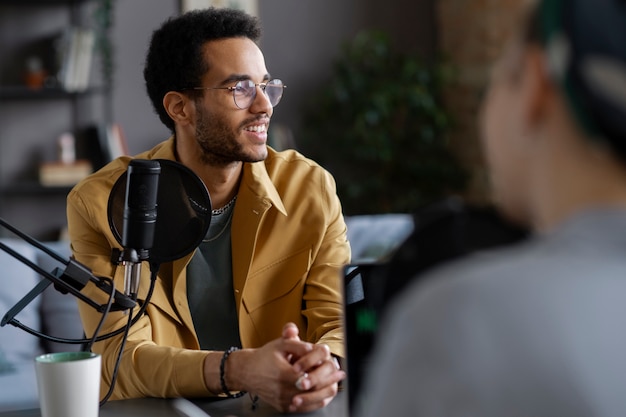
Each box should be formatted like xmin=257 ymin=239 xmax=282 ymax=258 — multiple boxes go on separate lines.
xmin=104 ymin=123 xmax=130 ymax=161
xmin=54 ymin=26 xmax=95 ymax=92
xmin=77 ymin=123 xmax=130 ymax=170
xmin=39 ymin=160 xmax=93 ymax=187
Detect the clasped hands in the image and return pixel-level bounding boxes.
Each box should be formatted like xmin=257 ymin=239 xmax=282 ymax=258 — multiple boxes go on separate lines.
xmin=222 ymin=322 xmax=346 ymax=413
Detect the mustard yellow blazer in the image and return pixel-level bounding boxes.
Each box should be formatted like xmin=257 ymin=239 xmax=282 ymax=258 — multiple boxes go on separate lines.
xmin=67 ymin=137 xmax=350 ymax=399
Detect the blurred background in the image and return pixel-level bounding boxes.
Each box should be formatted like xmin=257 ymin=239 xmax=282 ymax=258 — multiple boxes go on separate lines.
xmin=0 ymin=0 xmax=526 ymax=240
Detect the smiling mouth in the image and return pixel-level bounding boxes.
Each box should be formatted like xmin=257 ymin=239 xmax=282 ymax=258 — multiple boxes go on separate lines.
xmin=244 ymin=124 xmax=267 ymax=133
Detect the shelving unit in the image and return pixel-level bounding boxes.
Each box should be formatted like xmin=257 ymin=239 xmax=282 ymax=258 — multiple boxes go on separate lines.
xmin=0 ymin=0 xmax=112 ymax=240
xmin=0 ymin=86 xmax=105 ymax=100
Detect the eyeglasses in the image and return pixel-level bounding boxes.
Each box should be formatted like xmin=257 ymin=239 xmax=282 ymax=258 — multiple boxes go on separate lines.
xmin=191 ymin=79 xmax=286 ymax=109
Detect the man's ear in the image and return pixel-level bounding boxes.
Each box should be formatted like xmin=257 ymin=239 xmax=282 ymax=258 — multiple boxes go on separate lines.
xmin=523 ymin=46 xmax=556 ymax=127
xmin=163 ymin=91 xmax=195 ymax=127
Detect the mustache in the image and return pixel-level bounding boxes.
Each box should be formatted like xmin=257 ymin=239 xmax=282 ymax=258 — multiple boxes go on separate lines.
xmin=239 ymin=115 xmax=270 ymax=129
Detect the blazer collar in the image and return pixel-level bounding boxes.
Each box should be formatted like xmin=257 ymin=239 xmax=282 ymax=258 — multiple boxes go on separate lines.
xmin=148 ymin=136 xmax=287 ymax=216
xmin=243 ymin=156 xmax=287 ymax=217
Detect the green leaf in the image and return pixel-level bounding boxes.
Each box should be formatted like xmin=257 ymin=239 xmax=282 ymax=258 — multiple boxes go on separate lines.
xmin=299 ymin=30 xmax=468 ymax=214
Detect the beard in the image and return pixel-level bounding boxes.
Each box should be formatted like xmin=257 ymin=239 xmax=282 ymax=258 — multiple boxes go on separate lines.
xmin=194 ymin=103 xmax=266 ymax=166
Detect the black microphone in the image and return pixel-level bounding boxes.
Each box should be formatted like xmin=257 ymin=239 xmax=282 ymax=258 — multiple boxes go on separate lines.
xmin=121 ymin=159 xmax=160 ymax=300
xmin=108 ymin=159 xmax=212 ymax=265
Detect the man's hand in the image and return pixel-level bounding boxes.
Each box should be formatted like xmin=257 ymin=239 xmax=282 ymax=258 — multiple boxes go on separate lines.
xmin=281 ymin=323 xmax=346 ymax=413
xmin=221 ymin=323 xmax=345 ymax=413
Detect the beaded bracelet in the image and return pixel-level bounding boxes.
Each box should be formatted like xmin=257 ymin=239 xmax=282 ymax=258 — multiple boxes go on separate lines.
xmin=220 ymin=347 xmax=247 ymax=398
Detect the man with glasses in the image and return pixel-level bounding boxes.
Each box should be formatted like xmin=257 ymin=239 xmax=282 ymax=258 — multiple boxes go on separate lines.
xmin=67 ymin=8 xmax=347 ymax=413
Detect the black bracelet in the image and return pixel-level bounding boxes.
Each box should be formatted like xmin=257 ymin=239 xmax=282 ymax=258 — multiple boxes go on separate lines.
xmin=250 ymin=393 xmax=260 ymax=410
xmin=220 ymin=347 xmax=247 ymax=398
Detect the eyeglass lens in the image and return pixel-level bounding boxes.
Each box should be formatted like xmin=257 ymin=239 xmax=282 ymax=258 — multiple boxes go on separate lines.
xmin=234 ymin=79 xmax=284 ymax=109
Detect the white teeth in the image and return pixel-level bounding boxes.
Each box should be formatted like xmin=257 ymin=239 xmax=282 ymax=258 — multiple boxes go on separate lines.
xmin=245 ymin=125 xmax=266 ymax=133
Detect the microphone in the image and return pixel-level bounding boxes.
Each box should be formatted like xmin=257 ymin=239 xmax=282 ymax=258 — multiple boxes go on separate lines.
xmin=120 ymin=159 xmax=160 ymax=300
xmin=108 ymin=159 xmax=212 ymax=265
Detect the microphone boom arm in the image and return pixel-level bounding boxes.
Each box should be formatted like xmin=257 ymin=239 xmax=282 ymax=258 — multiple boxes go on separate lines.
xmin=0 ymin=217 xmax=136 ymax=331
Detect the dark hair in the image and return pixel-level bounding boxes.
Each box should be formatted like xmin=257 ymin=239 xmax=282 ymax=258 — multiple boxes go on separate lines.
xmin=144 ymin=8 xmax=262 ymax=132
xmin=523 ymin=0 xmax=626 ymax=160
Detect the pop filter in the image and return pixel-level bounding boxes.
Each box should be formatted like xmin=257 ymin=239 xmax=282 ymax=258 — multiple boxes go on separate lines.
xmin=108 ymin=159 xmax=211 ymax=264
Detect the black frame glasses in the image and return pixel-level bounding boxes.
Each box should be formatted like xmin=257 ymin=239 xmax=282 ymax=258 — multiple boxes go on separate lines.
xmin=192 ymin=79 xmax=286 ymax=109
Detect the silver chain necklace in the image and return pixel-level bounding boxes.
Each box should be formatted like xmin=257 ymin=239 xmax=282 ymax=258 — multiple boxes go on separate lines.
xmin=212 ymin=195 xmax=237 ymax=216
xmin=202 ymin=208 xmax=234 ymax=243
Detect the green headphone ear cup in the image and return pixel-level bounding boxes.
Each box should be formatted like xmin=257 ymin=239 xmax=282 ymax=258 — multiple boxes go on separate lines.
xmin=539 ymin=0 xmax=600 ymax=138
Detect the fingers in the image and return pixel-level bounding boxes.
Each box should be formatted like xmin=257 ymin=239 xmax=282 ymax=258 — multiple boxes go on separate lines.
xmin=282 ymin=323 xmax=302 ymax=364
xmin=293 ymin=355 xmax=345 ymax=392
xmin=247 ymin=333 xmax=345 ymax=414
xmin=292 ymin=343 xmax=332 ymax=374
xmin=279 ymin=325 xmax=338 ymax=373
xmin=294 ymin=372 xmax=309 ymax=391
xmin=280 ymin=338 xmax=315 ymax=362
xmin=289 ymin=368 xmax=345 ymax=413
xmin=272 ymin=360 xmax=345 ymax=413
xmin=282 ymin=322 xmax=300 ymax=340
xmin=289 ymin=353 xmax=346 ymax=412
xmin=289 ymin=384 xmax=338 ymax=413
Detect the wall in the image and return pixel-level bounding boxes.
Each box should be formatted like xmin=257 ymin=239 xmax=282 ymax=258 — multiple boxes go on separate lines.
xmin=436 ymin=0 xmax=528 ymax=203
xmin=110 ymin=0 xmax=178 ymax=154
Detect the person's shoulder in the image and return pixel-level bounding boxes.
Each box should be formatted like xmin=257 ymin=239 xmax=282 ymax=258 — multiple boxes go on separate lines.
xmin=69 ymin=156 xmax=131 ymax=198
xmin=70 ymin=139 xmax=171 ymax=198
xmin=265 ymin=146 xmax=323 ymax=169
xmin=394 ymin=239 xmax=541 ymax=312
xmin=263 ymin=147 xmax=335 ymax=183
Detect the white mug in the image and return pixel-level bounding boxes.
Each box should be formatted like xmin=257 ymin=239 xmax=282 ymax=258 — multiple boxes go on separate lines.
xmin=35 ymin=351 xmax=101 ymax=417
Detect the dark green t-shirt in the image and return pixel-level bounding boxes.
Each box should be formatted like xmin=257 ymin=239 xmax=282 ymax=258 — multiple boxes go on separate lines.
xmin=186 ymin=206 xmax=241 ymax=350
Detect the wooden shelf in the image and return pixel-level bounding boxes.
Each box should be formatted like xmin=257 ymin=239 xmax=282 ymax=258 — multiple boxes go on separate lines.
xmin=0 ymin=85 xmax=102 ymax=100
xmin=0 ymin=0 xmax=111 ymax=237
xmin=1 ymin=0 xmax=89 ymax=5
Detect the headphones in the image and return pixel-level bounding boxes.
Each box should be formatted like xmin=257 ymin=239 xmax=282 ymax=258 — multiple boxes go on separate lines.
xmin=538 ymin=0 xmax=626 ymax=150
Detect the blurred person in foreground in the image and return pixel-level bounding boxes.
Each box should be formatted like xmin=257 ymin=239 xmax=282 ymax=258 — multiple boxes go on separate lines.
xmin=67 ymin=8 xmax=347 ymax=413
xmin=356 ymin=0 xmax=626 ymax=416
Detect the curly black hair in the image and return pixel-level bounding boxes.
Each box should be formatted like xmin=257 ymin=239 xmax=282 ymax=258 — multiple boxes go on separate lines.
xmin=144 ymin=8 xmax=262 ymax=132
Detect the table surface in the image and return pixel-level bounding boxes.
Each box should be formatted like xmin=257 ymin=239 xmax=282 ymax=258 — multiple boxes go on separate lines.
xmin=0 ymin=390 xmax=348 ymax=417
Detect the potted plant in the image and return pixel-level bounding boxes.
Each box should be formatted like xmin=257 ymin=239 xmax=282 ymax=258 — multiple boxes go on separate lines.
xmin=298 ymin=30 xmax=467 ymax=215
xmin=93 ymin=0 xmax=114 ymax=90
